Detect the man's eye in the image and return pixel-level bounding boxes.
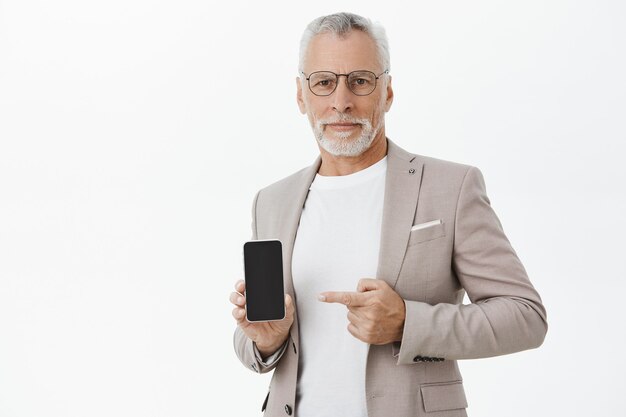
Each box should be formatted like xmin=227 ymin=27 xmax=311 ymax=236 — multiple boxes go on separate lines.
xmin=354 ymin=78 xmax=369 ymax=85
xmin=316 ymin=79 xmax=334 ymax=87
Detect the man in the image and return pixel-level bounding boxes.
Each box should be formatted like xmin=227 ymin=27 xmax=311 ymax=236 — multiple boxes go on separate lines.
xmin=230 ymin=12 xmax=547 ymax=417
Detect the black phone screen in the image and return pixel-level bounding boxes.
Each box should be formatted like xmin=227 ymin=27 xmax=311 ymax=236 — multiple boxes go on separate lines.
xmin=243 ymin=240 xmax=285 ymax=322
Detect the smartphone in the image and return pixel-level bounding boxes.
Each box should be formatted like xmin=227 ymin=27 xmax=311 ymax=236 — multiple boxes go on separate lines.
xmin=243 ymin=239 xmax=285 ymax=322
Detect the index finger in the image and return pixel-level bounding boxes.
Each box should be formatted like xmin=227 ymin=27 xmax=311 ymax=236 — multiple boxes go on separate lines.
xmin=319 ymin=291 xmax=367 ymax=307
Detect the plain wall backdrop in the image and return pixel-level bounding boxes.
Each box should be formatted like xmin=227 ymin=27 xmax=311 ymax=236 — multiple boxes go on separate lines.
xmin=1 ymin=0 xmax=625 ymax=416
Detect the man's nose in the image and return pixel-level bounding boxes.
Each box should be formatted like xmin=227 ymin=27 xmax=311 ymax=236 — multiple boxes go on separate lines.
xmin=331 ymin=76 xmax=354 ymax=113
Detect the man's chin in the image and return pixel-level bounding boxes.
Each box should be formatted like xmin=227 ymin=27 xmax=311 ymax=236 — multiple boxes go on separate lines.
xmin=318 ymin=134 xmax=355 ymax=148
xmin=323 ymin=129 xmax=360 ymax=142
xmin=317 ymin=134 xmax=374 ymax=157
xmin=325 ymin=135 xmax=354 ymax=144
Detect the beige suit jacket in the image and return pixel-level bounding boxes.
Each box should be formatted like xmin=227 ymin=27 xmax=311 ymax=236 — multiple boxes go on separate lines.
xmin=234 ymin=138 xmax=547 ymax=417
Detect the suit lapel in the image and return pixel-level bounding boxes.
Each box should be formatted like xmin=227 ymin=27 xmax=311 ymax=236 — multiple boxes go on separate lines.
xmin=376 ymin=139 xmax=424 ymax=289
xmin=278 ymin=155 xmax=320 ymax=352
xmin=280 ymin=156 xmax=321 ymax=301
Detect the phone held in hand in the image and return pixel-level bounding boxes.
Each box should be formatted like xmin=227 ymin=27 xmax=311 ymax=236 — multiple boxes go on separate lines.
xmin=243 ymin=239 xmax=285 ymax=322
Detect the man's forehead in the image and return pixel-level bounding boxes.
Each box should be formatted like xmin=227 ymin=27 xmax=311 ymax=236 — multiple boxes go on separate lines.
xmin=304 ymin=30 xmax=381 ymax=73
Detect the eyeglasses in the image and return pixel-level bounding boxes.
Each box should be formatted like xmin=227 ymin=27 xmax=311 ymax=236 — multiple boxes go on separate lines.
xmin=300 ymin=69 xmax=389 ymax=96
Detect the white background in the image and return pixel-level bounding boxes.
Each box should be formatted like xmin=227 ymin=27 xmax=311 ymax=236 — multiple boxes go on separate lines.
xmin=1 ymin=0 xmax=624 ymax=416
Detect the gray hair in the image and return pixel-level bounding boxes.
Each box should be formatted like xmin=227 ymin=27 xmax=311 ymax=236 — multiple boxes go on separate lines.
xmin=298 ymin=12 xmax=390 ymax=73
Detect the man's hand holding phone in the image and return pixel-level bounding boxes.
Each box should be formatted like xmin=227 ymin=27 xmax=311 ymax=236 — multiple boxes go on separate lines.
xmin=230 ymin=279 xmax=295 ymax=358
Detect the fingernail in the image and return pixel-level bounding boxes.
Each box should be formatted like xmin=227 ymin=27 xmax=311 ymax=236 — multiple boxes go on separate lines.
xmin=318 ymin=294 xmax=326 ymax=302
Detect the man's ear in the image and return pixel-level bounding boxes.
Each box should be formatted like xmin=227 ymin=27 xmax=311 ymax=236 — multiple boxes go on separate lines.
xmin=296 ymin=77 xmax=307 ymax=114
xmin=384 ymin=75 xmax=394 ymax=112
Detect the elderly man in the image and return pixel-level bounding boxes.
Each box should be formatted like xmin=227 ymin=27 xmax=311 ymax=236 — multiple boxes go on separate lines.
xmin=230 ymin=12 xmax=547 ymax=417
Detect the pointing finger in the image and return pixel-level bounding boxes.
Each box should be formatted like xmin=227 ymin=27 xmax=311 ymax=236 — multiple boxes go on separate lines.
xmin=318 ymin=291 xmax=367 ymax=307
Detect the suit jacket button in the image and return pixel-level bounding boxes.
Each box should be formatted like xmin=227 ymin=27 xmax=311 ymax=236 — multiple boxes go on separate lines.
xmin=284 ymin=404 xmax=292 ymax=415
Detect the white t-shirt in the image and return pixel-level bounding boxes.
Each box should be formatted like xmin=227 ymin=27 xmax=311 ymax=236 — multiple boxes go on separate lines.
xmin=290 ymin=156 xmax=387 ymax=417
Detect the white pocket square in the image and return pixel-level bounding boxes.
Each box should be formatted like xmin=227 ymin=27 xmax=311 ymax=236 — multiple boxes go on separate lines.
xmin=410 ymin=219 xmax=442 ymax=231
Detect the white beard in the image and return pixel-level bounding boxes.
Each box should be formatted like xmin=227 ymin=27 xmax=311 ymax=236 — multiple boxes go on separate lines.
xmin=312 ymin=113 xmax=383 ymax=157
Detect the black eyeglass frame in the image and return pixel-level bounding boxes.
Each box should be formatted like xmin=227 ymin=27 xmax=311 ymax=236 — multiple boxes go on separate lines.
xmin=299 ymin=69 xmax=390 ymax=96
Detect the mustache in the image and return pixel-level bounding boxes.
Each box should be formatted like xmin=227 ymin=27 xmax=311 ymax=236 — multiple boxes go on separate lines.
xmin=316 ymin=114 xmax=370 ymax=127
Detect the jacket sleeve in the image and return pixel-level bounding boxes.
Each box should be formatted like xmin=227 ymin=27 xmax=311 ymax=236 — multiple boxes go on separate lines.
xmin=392 ymin=166 xmax=548 ymax=364
xmin=232 ymin=189 xmax=290 ymax=374
xmin=233 ymin=328 xmax=290 ymax=374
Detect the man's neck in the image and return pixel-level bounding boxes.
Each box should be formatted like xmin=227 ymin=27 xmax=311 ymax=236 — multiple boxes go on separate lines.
xmin=317 ymin=133 xmax=388 ymax=176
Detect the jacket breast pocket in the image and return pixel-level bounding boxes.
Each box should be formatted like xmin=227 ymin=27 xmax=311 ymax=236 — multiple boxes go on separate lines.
xmin=408 ymin=220 xmax=446 ymax=247
xmin=420 ymin=380 xmax=468 ymax=413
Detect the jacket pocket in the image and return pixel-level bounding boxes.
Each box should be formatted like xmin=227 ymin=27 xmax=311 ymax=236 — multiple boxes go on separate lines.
xmin=420 ymin=380 xmax=468 ymax=412
xmin=408 ymin=220 xmax=446 ymax=246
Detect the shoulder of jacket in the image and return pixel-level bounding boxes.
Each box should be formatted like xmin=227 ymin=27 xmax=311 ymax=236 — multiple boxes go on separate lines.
xmin=389 ymin=138 xmax=475 ymax=177
xmin=413 ymin=152 xmax=477 ymax=179
xmin=256 ymin=165 xmax=312 ymax=201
